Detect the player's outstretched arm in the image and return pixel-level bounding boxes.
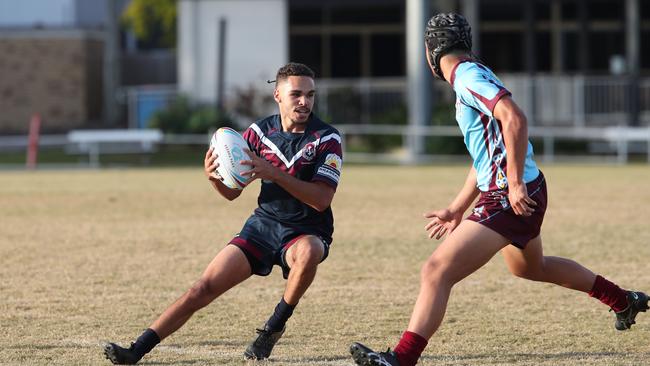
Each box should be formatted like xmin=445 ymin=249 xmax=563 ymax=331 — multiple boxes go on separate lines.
xmin=204 ymin=148 xmax=243 ymax=201
xmin=448 ymin=166 xmax=480 ymax=214
xmin=241 ymin=150 xmax=334 ymax=212
xmin=424 ymin=166 xmax=479 ymax=239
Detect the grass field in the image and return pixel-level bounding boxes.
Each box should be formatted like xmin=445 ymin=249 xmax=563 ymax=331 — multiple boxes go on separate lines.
xmin=1 ymin=165 xmax=650 ymax=365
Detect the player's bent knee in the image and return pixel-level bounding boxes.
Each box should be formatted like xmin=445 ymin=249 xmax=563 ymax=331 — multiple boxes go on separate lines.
xmin=293 ymin=241 xmax=324 ymax=267
xmin=420 ymin=257 xmax=448 ymax=285
xmin=186 ymin=279 xmax=219 ymax=308
xmin=509 ymin=266 xmax=542 ymax=281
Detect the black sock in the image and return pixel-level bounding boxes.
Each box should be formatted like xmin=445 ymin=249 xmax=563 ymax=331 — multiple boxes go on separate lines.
xmin=266 ymin=298 xmax=296 ymax=332
xmin=132 ymin=328 xmax=161 ymax=357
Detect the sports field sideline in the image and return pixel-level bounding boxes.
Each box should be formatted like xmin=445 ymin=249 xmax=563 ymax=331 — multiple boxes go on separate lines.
xmin=1 ymin=165 xmax=649 ymax=365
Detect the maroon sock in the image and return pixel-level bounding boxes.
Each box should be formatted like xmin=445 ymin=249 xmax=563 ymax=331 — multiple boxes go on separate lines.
xmin=588 ymin=275 xmax=629 ymax=312
xmin=393 ymin=331 xmax=428 ymax=366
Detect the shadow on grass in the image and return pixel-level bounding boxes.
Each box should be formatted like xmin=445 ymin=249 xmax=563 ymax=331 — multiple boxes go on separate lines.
xmin=421 ymin=351 xmax=644 ymax=362
xmin=266 ymin=355 xmax=351 ymax=363
xmin=138 ymin=361 xmax=203 ymax=365
xmin=191 ymin=340 xmax=245 ymax=347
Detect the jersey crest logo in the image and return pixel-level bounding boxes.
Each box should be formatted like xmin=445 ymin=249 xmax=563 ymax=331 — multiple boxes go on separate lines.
xmin=302 ymin=142 xmax=316 ymax=161
xmin=496 ymin=169 xmax=508 ymax=189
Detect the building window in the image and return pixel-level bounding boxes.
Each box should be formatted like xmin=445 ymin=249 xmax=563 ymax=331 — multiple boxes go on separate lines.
xmin=563 ymin=32 xmax=579 ymax=72
xmin=588 ymin=31 xmax=625 ymax=71
xmin=370 ymin=34 xmax=403 ymax=77
xmin=588 ymin=0 xmax=624 ymax=21
xmin=561 ymin=0 xmax=578 ymax=21
xmin=290 ymin=35 xmax=322 ymax=77
xmin=331 ymin=35 xmax=361 ymax=77
xmin=289 ymin=1 xmax=404 ymax=79
xmin=641 ymin=31 xmax=650 ymax=71
xmin=535 ymin=32 xmax=552 ymax=72
xmin=480 ymin=32 xmax=524 ymax=72
xmin=289 ymin=8 xmax=323 ymax=25
xmin=330 ymin=5 xmax=402 ymax=25
xmin=481 ymin=0 xmax=523 ymax=21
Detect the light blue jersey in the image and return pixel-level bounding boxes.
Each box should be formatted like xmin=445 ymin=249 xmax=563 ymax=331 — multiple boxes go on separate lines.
xmin=451 ymin=61 xmax=539 ymax=192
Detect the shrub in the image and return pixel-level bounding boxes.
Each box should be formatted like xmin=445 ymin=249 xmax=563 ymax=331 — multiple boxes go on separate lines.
xmin=149 ymin=96 xmax=233 ymax=133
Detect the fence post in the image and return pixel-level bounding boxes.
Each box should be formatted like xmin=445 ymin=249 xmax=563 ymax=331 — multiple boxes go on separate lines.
xmin=26 ymin=114 xmax=41 ymax=170
xmin=573 ymin=76 xmax=586 ymax=127
xmin=543 ymin=134 xmax=555 ymax=163
xmin=616 ymin=127 xmax=628 ymax=164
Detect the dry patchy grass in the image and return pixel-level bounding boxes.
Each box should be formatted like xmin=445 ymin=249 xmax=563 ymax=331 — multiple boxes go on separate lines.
xmin=1 ymin=165 xmax=649 ymax=365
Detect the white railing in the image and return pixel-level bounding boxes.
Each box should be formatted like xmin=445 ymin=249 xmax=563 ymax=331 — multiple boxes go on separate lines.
xmin=334 ymin=124 xmax=650 ymax=164
xmin=3 ymin=75 xmax=650 ymax=167
xmin=317 ymin=75 xmax=650 ymax=127
xmin=118 ymin=75 xmax=650 ymax=132
xmin=1 ymin=125 xmax=648 ymax=167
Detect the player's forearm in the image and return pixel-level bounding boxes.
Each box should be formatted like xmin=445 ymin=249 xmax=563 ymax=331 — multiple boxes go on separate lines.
xmin=271 ymin=170 xmax=334 ymax=212
xmin=503 ymin=115 xmax=528 ymax=186
xmin=448 ymin=166 xmax=480 ymax=213
xmin=209 ymin=177 xmax=242 ymax=201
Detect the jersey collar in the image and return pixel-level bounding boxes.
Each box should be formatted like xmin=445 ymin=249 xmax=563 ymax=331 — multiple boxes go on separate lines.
xmin=449 ymin=57 xmax=473 ymax=87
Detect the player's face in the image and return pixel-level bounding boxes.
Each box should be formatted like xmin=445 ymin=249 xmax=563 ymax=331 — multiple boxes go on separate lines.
xmin=274 ymin=76 xmax=315 ymax=124
xmin=424 ymin=43 xmax=441 ymax=78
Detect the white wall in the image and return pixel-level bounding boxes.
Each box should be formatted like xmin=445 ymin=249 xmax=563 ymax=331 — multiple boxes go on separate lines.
xmin=0 ymin=0 xmax=76 ymax=26
xmin=178 ymin=0 xmax=288 ymax=105
xmin=0 ymin=0 xmax=131 ymax=28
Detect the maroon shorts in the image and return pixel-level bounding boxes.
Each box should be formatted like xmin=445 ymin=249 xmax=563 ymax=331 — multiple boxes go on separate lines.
xmin=466 ymin=171 xmax=547 ymax=249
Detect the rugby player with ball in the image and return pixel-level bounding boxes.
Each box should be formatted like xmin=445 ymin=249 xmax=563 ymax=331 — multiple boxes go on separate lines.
xmin=103 ymin=63 xmax=343 ymax=364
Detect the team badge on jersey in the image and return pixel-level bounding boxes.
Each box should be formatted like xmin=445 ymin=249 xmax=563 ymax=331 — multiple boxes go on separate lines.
xmin=317 ymin=153 xmax=342 ymax=184
xmin=496 ymin=169 xmax=508 ymax=189
xmin=302 ymin=142 xmax=316 ymax=161
xmin=324 ymin=153 xmax=342 ymax=171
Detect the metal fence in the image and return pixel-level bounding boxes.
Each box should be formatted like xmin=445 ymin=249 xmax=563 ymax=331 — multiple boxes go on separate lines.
xmin=120 ymin=75 xmax=650 ymax=130
xmin=502 ymin=75 xmax=650 ymax=127
xmin=4 ymin=75 xmax=648 ymax=168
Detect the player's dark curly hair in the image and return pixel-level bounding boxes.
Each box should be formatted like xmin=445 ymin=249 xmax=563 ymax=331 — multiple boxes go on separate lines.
xmin=275 ymin=62 xmax=315 ymax=82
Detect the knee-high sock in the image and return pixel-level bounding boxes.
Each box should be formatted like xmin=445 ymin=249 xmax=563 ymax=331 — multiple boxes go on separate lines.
xmin=132 ymin=328 xmax=160 ymax=357
xmin=588 ymin=275 xmax=629 ymax=312
xmin=266 ymin=298 xmax=296 ymax=332
xmin=393 ymin=331 xmax=428 ymax=366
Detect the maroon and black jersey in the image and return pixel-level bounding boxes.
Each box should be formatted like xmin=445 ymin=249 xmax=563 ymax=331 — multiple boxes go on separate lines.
xmin=242 ymin=114 xmax=343 ymax=239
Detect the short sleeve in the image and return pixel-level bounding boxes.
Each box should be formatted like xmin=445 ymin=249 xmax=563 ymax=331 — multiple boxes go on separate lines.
xmin=454 ymin=64 xmax=511 ymax=116
xmin=241 ymin=124 xmax=260 ymax=155
xmin=312 ymin=131 xmax=343 ymax=189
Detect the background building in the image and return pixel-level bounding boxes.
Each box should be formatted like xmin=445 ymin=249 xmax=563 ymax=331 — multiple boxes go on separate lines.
xmin=1 ymin=0 xmax=648 ymax=135
xmin=179 ymin=0 xmax=649 ymax=130
xmin=0 ymin=0 xmax=174 ymax=134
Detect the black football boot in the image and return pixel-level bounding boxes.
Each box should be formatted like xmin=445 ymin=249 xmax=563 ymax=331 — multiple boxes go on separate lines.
xmin=350 ymin=342 xmax=401 ymax=366
xmin=103 ymin=342 xmax=142 ymax=365
xmin=614 ymin=291 xmax=649 ymax=330
xmin=243 ymin=323 xmax=285 ymax=360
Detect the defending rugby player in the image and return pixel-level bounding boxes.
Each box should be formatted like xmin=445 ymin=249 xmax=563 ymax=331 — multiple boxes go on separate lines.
xmin=350 ymin=13 xmax=648 ymax=366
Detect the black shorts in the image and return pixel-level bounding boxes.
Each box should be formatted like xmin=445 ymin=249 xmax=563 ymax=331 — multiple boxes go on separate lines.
xmin=229 ymin=214 xmax=331 ymax=279
xmin=466 ymin=171 xmax=547 ymax=249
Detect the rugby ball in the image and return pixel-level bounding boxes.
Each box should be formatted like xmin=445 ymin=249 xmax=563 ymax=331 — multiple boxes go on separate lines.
xmin=209 ymin=127 xmax=250 ymax=190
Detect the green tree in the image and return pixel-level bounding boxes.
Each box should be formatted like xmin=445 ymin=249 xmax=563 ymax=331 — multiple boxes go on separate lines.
xmin=121 ymin=0 xmax=177 ymax=48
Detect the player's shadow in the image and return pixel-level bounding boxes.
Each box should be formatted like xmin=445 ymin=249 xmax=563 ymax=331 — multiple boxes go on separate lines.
xmin=191 ymin=340 xmax=245 ymax=347
xmin=139 ymin=361 xmax=202 ymax=365
xmin=265 ymin=355 xmax=351 ymax=363
xmin=421 ymin=351 xmax=636 ymax=363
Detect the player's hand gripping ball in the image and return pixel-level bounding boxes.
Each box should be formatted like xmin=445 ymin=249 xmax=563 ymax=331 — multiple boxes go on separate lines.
xmin=209 ymin=127 xmax=250 ymax=190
